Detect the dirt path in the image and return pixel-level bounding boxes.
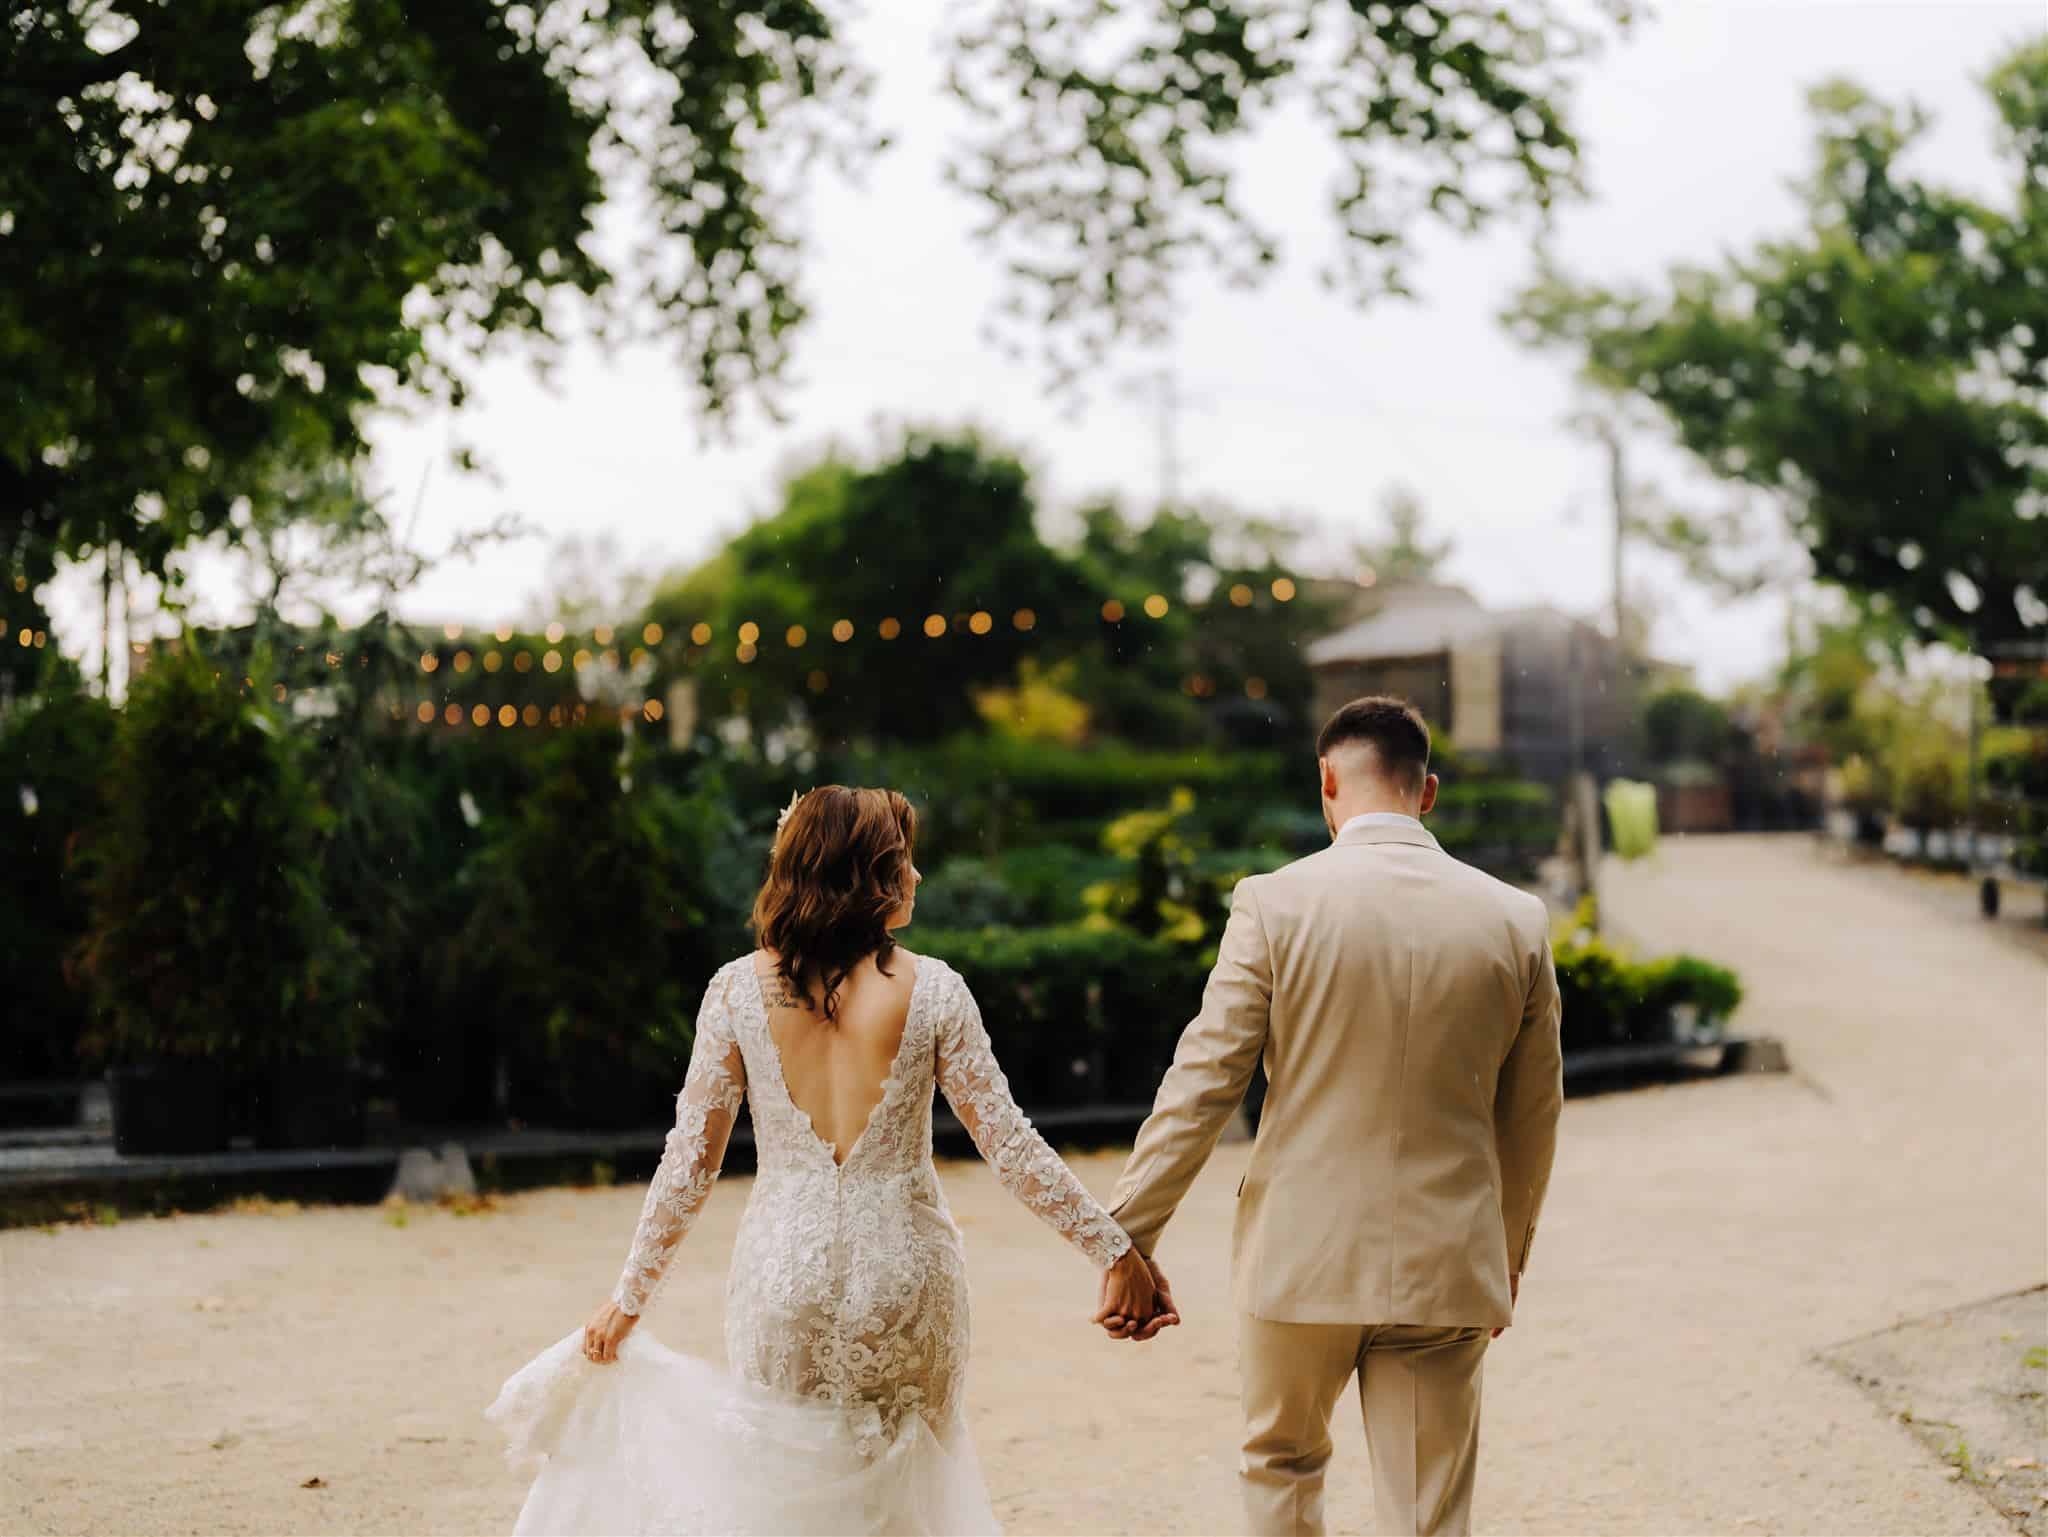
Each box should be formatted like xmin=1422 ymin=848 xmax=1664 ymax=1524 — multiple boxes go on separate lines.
xmin=4 ymin=834 xmax=2042 ymax=1535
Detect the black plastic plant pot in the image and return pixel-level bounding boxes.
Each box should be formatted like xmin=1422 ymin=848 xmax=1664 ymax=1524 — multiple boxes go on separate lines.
xmin=108 ymin=1059 xmax=233 ymax=1156
xmin=248 ymin=1059 xmax=369 ymax=1150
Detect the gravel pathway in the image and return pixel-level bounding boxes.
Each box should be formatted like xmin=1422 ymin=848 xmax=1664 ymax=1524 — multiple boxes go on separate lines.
xmin=4 ymin=834 xmax=2041 ymax=1535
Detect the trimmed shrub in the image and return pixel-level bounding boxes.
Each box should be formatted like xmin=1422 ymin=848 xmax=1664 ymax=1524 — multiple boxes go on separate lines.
xmin=73 ymin=639 xmax=363 ymax=1066
xmin=459 ymin=727 xmax=750 ymax=1128
xmin=0 ymin=680 xmax=116 ymax=1082
xmin=910 ymin=924 xmax=1206 ymax=1107
xmin=913 ymin=857 xmax=1029 ymax=930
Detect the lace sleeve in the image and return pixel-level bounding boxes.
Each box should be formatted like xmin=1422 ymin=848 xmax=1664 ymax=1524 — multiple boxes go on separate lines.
xmin=610 ymin=969 xmax=748 ymax=1315
xmin=932 ymin=962 xmax=1133 ymax=1270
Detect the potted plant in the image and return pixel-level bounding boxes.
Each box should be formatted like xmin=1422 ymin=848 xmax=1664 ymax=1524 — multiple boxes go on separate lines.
xmin=464 ymin=727 xmax=744 ymax=1130
xmin=0 ymin=666 xmax=116 ymax=1123
xmin=75 ymin=637 xmax=363 ymax=1154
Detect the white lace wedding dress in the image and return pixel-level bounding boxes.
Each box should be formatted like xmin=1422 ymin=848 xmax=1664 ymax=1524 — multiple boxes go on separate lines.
xmin=486 ymin=952 xmax=1132 ymax=1535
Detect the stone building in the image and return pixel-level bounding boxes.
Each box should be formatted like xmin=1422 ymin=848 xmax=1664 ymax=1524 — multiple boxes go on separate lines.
xmin=1304 ymin=582 xmax=1640 ymax=786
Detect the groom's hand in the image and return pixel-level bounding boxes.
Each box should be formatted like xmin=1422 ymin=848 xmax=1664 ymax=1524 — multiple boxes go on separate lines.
xmin=1130 ymin=1257 xmax=1180 ymax=1341
xmin=1094 ymin=1251 xmax=1180 ymax=1342
xmin=1491 ymin=1272 xmax=1520 ymax=1340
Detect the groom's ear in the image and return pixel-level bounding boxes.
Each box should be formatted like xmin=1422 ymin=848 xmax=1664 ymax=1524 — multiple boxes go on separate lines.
xmin=1318 ymin=755 xmax=1337 ymax=802
xmin=1418 ymin=772 xmax=1440 ymax=816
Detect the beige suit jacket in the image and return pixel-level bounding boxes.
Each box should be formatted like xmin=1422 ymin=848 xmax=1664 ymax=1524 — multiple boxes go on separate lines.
xmin=1108 ymin=819 xmax=1563 ymax=1329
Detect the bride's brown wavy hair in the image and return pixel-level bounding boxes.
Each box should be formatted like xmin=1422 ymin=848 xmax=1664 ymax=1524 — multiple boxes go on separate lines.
xmin=751 ymin=786 xmax=918 ymax=1024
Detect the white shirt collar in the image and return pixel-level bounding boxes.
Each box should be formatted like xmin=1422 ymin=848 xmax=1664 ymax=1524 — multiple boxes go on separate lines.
xmin=1337 ymin=810 xmax=1426 ymax=840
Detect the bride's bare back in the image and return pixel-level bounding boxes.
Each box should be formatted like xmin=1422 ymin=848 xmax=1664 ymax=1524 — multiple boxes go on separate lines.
xmin=754 ymin=947 xmax=915 ymax=1166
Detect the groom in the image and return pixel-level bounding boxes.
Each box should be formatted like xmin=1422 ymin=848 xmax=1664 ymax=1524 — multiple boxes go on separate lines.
xmin=1097 ymin=695 xmax=1563 ymax=1537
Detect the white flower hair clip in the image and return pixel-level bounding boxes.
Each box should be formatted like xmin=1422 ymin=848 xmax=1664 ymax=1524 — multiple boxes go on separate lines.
xmin=775 ymin=789 xmax=807 ymax=836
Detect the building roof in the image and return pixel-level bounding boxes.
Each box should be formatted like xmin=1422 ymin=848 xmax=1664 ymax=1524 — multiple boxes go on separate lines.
xmin=1304 ymin=583 xmax=1502 ymax=666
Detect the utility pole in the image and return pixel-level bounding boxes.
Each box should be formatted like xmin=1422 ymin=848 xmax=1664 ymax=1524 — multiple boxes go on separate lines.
xmin=1123 ymin=369 xmax=1191 ymax=511
xmin=1582 ymin=415 xmax=1628 ymax=656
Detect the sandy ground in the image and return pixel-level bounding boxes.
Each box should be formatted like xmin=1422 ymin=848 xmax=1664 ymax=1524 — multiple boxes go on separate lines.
xmin=4 ymin=834 xmax=2043 ymax=1536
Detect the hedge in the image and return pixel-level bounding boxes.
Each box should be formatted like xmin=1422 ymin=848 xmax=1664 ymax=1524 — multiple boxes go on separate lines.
xmin=910 ymin=924 xmax=1207 ymax=1106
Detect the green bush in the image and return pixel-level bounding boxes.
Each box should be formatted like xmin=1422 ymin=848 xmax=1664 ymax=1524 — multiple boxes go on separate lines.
xmin=0 ymin=680 xmax=116 ymax=1080
xmin=910 ymin=923 xmax=1206 ymax=1106
xmin=73 ymin=639 xmax=363 ymax=1065
xmin=1633 ymin=954 xmax=1743 ymax=1031
xmin=458 ymin=728 xmax=751 ymax=1127
xmin=914 ymin=857 xmax=1030 ymax=930
xmin=837 ymin=736 xmax=1293 ymax=859
xmin=1554 ymin=932 xmax=1744 ymax=1054
xmin=979 ymin=844 xmax=1125 ymax=923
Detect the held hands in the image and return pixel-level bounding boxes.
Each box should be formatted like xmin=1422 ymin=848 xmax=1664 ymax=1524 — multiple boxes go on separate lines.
xmin=583 ymin=1298 xmax=638 ymax=1364
xmin=1093 ymin=1249 xmax=1181 ymax=1343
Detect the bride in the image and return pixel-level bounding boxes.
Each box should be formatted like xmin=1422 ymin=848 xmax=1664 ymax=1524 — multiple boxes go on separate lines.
xmin=486 ymin=785 xmax=1176 ymax=1534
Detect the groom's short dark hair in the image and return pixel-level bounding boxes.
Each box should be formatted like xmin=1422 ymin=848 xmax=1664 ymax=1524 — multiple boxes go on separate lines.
xmin=1316 ymin=696 xmax=1431 ymax=790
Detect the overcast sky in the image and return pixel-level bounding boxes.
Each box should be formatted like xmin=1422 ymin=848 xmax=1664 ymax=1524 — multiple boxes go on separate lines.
xmin=60 ymin=0 xmax=2042 ymax=692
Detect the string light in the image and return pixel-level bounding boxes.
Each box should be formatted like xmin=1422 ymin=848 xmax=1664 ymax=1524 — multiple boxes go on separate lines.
xmin=471 ymin=704 xmax=490 ymax=727
xmin=573 ymin=648 xmax=592 ymax=670
xmin=644 ymin=698 xmax=665 ymax=722
xmin=453 ymin=650 xmax=472 ymax=673
xmin=443 ymin=623 xmax=463 ymax=641
xmin=922 ymin=614 xmax=946 ymax=638
xmin=832 ymin=619 xmax=854 ymax=642
xmin=691 ymin=622 xmax=712 ymax=645
xmin=420 ymin=652 xmax=439 ymax=673
xmin=1229 ymin=583 xmax=1254 ymax=607
xmin=523 ymin=704 xmax=541 ymax=726
xmin=629 ymin=647 xmax=647 ymax=666
xmin=643 ymin=623 xmax=663 ymax=646
xmin=545 ymin=622 xmax=566 ymax=644
xmin=513 ymin=651 xmax=533 ymax=673
xmin=1143 ymin=594 xmax=1169 ymax=619
xmin=737 ymin=641 xmax=758 ymax=663
xmin=1271 ymin=577 xmax=1296 ymax=602
xmin=16 ymin=628 xmax=29 ymax=647
xmin=786 ymin=624 xmax=807 ymax=647
xmin=443 ymin=703 xmax=462 ymax=726
xmin=484 ymin=650 xmax=503 ymax=672
xmin=543 ymin=650 xmax=562 ymax=673
xmin=807 ymin=669 xmax=829 ymax=693
xmin=495 ymin=625 xmax=514 ymax=643
xmin=968 ymin=611 xmax=993 ymax=635
xmin=738 ymin=621 xmax=761 ymax=645
xmin=416 ymin=701 xmax=435 ymax=723
xmin=1012 ymin=608 xmax=1036 ymax=631
xmin=497 ymin=704 xmax=517 ymax=727
xmin=879 ymin=617 xmax=901 ymax=639
xmin=1101 ymin=599 xmax=1125 ymax=622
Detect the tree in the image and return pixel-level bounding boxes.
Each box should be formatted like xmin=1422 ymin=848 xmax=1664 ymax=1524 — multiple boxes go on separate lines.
xmin=646 ymin=430 xmax=1095 ymax=746
xmin=1509 ymin=39 xmax=2048 ymax=650
xmin=5 ymin=0 xmax=1631 ymax=615
xmin=1640 ymin=686 xmax=1732 ymax=766
xmin=1072 ymin=499 xmax=1334 ymax=745
xmin=1351 ymin=484 xmax=1454 ymax=587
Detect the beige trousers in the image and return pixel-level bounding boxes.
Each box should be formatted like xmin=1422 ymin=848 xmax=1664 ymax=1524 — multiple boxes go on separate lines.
xmin=1237 ymin=1315 xmax=1489 ymax=1537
